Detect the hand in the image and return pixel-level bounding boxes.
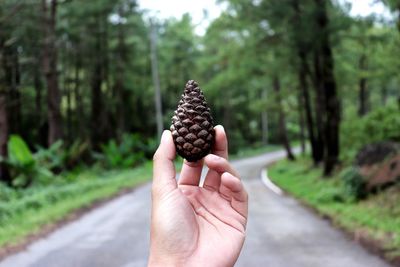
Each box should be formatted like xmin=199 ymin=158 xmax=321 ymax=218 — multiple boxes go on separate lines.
xmin=149 ymin=125 xmax=248 ymax=267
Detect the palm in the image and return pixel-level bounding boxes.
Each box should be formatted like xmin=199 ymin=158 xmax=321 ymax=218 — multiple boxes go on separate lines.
xmin=157 ymin=183 xmax=246 ymax=267
xmin=181 ymin=184 xmax=246 ymax=265
xmin=150 ymin=126 xmax=248 ymax=267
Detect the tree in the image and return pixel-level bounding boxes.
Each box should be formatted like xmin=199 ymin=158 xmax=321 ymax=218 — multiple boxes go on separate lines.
xmin=382 ymin=0 xmax=400 ymax=32
xmin=42 ymin=0 xmax=63 ymax=145
xmin=0 ymin=2 xmax=16 ymax=184
xmin=273 ymin=75 xmax=296 ymax=160
xmin=314 ymin=0 xmax=340 ymax=175
xmin=0 ymin=43 xmax=10 ymax=183
xmin=290 ymin=0 xmax=322 ymax=164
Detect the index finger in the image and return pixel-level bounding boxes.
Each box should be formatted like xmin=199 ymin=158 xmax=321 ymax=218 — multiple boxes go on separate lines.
xmin=212 ymin=125 xmax=228 ymax=159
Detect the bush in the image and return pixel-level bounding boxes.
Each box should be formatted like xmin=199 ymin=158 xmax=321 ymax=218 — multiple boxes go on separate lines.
xmin=341 ymin=104 xmax=400 ymax=163
xmin=0 ymin=135 xmax=52 ymax=188
xmin=35 ymin=141 xmax=65 ymax=173
xmin=94 ymin=133 xmax=148 ymax=168
xmin=35 ymin=139 xmax=90 ymax=172
xmin=341 ymin=166 xmax=367 ymax=200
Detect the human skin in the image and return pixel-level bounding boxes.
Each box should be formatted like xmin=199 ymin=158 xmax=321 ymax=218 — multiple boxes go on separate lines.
xmin=148 ymin=125 xmax=248 ymax=267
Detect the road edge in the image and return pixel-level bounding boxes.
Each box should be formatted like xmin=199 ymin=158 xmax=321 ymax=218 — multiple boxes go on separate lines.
xmin=262 ymin=161 xmax=399 ymax=267
xmin=260 ymin=166 xmax=283 ymax=196
xmin=0 ymin=181 xmax=149 ymax=262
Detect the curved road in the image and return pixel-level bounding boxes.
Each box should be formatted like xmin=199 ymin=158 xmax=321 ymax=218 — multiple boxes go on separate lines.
xmin=0 ymin=150 xmax=391 ymax=267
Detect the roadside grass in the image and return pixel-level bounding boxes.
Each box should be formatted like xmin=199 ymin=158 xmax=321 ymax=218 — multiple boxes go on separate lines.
xmin=0 ymin=144 xmax=295 ymax=250
xmin=268 ymin=157 xmax=400 ymax=261
xmin=0 ymin=162 xmax=152 ymax=248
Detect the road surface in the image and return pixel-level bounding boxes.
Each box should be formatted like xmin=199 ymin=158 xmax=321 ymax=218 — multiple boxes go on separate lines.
xmin=0 ymin=150 xmax=391 ymax=267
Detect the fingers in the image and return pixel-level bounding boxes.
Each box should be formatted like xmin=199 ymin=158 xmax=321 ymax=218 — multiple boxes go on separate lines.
xmin=204 ymin=154 xmax=239 ymax=178
xmin=152 ymin=130 xmax=177 ymax=197
xmin=220 ymin=172 xmax=248 ymax=219
xmin=203 ymin=153 xmax=247 ymax=219
xmin=203 ymin=125 xmax=228 ymax=190
xmin=178 ymin=159 xmax=203 ymax=186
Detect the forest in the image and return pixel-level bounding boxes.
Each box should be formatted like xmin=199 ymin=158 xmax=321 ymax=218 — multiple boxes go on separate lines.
xmin=1 ymin=0 xmax=398 ymax=180
xmin=0 ymin=0 xmax=400 ymax=260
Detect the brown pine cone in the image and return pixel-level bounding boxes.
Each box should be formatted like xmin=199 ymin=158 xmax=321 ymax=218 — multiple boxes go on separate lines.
xmin=170 ymin=80 xmax=215 ymax=162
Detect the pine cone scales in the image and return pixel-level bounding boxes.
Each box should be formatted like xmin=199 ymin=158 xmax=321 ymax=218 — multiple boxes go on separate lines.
xmin=170 ymin=80 xmax=215 ymax=162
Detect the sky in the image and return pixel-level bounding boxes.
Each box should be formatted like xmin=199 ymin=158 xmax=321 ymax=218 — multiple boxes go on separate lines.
xmin=137 ymin=0 xmax=227 ymax=35
xmin=137 ymin=0 xmax=392 ymax=35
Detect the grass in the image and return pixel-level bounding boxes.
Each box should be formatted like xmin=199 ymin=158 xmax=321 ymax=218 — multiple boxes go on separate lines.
xmin=268 ymin=157 xmax=400 ymax=261
xmin=0 ymin=162 xmax=152 ymax=248
xmin=0 ymin=143 xmax=294 ymax=250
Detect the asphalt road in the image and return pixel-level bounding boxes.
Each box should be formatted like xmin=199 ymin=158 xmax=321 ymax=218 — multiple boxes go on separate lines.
xmin=0 ymin=150 xmax=391 ymax=267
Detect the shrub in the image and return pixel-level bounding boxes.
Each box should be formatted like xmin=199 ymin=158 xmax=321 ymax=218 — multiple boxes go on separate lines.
xmin=0 ymin=135 xmax=52 ymax=188
xmin=341 ymin=104 xmax=400 ymax=163
xmin=341 ymin=166 xmax=367 ymax=200
xmin=35 ymin=139 xmax=90 ymax=172
xmin=94 ymin=133 xmax=147 ymax=168
xmin=35 ymin=140 xmax=65 ymax=173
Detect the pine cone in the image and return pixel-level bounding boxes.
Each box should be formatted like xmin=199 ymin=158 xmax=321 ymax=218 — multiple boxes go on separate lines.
xmin=170 ymin=80 xmax=215 ymax=162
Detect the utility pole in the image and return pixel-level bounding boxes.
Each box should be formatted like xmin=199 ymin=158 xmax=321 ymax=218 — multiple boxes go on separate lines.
xmin=150 ymin=19 xmax=163 ymax=139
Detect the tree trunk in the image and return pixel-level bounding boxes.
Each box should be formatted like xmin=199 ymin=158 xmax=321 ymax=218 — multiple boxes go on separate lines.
xmin=0 ymin=38 xmax=10 ymax=184
xmin=90 ymin=55 xmax=104 ymax=149
xmin=273 ymin=76 xmax=295 ymax=161
xmin=73 ymin=50 xmax=84 ymax=139
xmin=358 ymin=54 xmax=368 ymax=116
xmin=66 ymin=78 xmax=72 ymax=143
xmin=150 ymin=21 xmax=163 ymax=139
xmin=42 ymin=0 xmax=63 ymax=146
xmin=34 ymin=63 xmax=43 ymax=122
xmin=115 ymin=7 xmax=127 ymax=141
xmin=312 ymin=50 xmax=325 ymax=163
xmin=0 ymin=92 xmax=10 ymax=184
xmin=297 ymin=88 xmax=306 ymax=154
xmin=261 ymin=89 xmax=269 ymax=145
xmin=397 ymin=6 xmax=400 ymax=33
xmin=291 ymin=0 xmax=319 ymax=163
xmin=101 ymin=15 xmax=113 ymax=140
xmin=298 ymin=51 xmax=319 ymax=162
xmin=90 ymin=18 xmax=105 ymax=149
xmin=314 ymin=0 xmax=340 ymax=176
xmin=2 ymin=41 xmax=21 ymax=135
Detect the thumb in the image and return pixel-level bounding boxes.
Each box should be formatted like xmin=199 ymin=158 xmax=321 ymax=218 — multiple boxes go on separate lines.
xmin=152 ymin=130 xmax=177 ymax=197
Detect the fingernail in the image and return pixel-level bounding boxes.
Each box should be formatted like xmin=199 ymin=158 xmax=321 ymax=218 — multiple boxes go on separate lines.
xmin=215 ymin=125 xmax=225 ymax=132
xmin=160 ymin=130 xmax=169 ymax=143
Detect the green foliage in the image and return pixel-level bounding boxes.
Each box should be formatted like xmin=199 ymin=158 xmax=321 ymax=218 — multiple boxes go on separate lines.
xmin=341 ymin=104 xmax=400 ymax=162
xmin=0 ymin=135 xmax=52 ymax=188
xmin=0 ymin=164 xmax=152 ymax=247
xmin=269 ymin=158 xmax=400 ymax=258
xmin=0 ymin=136 xmax=92 ymax=187
xmin=35 ymin=141 xmax=65 ymax=172
xmin=95 ymin=134 xmax=148 ymax=168
xmin=35 ymin=140 xmax=90 ymax=172
xmin=7 ymin=135 xmax=34 ymax=165
xmin=340 ymin=167 xmax=367 ymax=200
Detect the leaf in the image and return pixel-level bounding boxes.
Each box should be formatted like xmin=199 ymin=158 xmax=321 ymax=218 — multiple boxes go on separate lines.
xmin=8 ymin=135 xmax=34 ymax=166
